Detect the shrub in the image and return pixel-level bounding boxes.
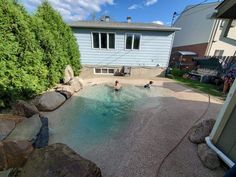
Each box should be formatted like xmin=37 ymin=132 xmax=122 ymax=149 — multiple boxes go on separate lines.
xmin=0 ymin=0 xmax=48 ymax=108
xmin=0 ymin=0 xmax=81 ymax=109
xmin=171 ymin=68 xmax=187 ymax=77
xmin=35 ymin=1 xmax=81 ymax=81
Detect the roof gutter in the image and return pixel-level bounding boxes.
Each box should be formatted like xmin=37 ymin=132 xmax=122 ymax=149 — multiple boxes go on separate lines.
xmin=69 ymin=25 xmax=181 ymax=32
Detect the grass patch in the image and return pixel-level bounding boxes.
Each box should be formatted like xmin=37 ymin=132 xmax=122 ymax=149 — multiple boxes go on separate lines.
xmin=172 ymin=77 xmax=226 ymax=99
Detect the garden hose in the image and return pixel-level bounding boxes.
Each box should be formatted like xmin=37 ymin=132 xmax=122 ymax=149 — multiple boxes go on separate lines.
xmin=155 ymin=94 xmax=211 ymax=177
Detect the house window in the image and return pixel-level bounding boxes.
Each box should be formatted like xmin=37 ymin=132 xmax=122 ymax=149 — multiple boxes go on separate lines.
xmin=214 ymin=50 xmax=224 ymax=57
xmin=224 ymin=19 xmax=236 ymax=40
xmin=101 ymin=33 xmax=107 ymax=49
xmin=220 ymin=20 xmax=225 ymax=29
xmin=133 ymin=34 xmax=141 ymax=49
xmin=126 ymin=34 xmax=133 ymax=49
xmin=92 ymin=33 xmax=99 ymax=48
xmin=94 ymin=68 xmax=115 ymax=75
xmin=92 ymin=32 xmax=115 ymax=49
xmin=125 ymin=33 xmax=141 ymax=50
xmin=109 ymin=33 xmax=115 ymax=49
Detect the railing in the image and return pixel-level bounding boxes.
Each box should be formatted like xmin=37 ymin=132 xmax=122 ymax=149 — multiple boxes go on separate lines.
xmin=193 ymin=56 xmax=236 ymax=75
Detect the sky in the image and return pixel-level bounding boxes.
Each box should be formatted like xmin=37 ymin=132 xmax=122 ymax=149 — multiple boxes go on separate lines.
xmin=20 ymin=0 xmax=221 ymax=26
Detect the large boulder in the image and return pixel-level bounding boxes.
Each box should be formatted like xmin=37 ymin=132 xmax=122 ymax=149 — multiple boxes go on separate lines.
xmin=19 ymin=143 xmax=102 ymax=177
xmin=197 ymin=143 xmax=220 ymax=170
xmin=0 ymin=140 xmax=33 ymax=171
xmin=6 ymin=114 xmax=42 ymax=142
xmin=68 ymin=77 xmax=83 ymax=92
xmin=33 ymin=117 xmax=49 ymax=148
xmin=12 ymin=100 xmax=39 ymax=118
xmin=33 ymin=91 xmax=66 ymax=111
xmin=0 ymin=120 xmax=15 ymax=141
xmin=56 ymin=85 xmax=75 ymax=99
xmin=64 ymin=65 xmax=74 ymax=84
xmin=189 ymin=119 xmax=216 ymax=144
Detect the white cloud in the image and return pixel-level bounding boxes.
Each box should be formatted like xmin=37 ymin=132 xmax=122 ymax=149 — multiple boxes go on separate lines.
xmin=152 ymin=20 xmax=164 ymax=25
xmin=145 ymin=0 xmax=158 ymax=6
xmin=128 ymin=4 xmax=141 ymax=10
xmin=22 ymin=0 xmax=114 ymax=22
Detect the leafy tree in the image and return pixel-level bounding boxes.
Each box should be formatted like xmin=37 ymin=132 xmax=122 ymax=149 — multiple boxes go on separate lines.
xmin=0 ymin=0 xmax=48 ymax=108
xmin=35 ymin=1 xmax=81 ymax=80
xmin=0 ymin=0 xmax=81 ymax=110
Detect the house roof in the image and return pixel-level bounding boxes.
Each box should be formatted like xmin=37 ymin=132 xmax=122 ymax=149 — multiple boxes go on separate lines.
xmin=215 ymin=0 xmax=236 ymax=19
xmin=69 ymin=21 xmax=180 ymax=32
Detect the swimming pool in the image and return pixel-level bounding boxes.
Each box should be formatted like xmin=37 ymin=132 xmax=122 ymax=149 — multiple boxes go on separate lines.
xmin=48 ymin=84 xmax=165 ymax=154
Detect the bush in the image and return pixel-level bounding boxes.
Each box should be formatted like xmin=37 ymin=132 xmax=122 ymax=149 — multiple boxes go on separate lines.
xmin=35 ymin=2 xmax=81 ymax=81
xmin=0 ymin=0 xmax=48 ymax=108
xmin=171 ymin=68 xmax=187 ymax=77
xmin=0 ymin=0 xmax=81 ymax=110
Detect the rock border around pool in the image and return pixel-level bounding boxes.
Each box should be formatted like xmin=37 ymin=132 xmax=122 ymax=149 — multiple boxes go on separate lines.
xmin=11 ymin=65 xmax=83 ymax=114
xmin=0 ymin=66 xmax=102 ymax=176
xmin=188 ymin=119 xmax=221 ymax=170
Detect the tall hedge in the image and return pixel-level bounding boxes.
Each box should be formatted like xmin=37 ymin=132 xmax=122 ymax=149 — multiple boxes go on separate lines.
xmin=35 ymin=1 xmax=81 ymax=81
xmin=0 ymin=0 xmax=81 ymax=109
xmin=0 ymin=0 xmax=48 ymax=108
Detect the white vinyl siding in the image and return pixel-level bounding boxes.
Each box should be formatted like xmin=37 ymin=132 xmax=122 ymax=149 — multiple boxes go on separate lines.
xmin=74 ymin=28 xmax=174 ymax=67
xmin=173 ymin=2 xmax=219 ymax=47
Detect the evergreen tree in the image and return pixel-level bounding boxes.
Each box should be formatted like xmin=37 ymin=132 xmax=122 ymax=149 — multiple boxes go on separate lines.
xmin=35 ymin=1 xmax=81 ymax=80
xmin=0 ymin=0 xmax=48 ymax=108
xmin=0 ymin=0 xmax=81 ymax=109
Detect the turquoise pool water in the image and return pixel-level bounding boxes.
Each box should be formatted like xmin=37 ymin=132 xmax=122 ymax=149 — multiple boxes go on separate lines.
xmin=48 ymin=84 xmax=161 ymax=153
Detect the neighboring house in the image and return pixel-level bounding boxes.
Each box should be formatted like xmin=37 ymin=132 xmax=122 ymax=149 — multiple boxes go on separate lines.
xmin=70 ymin=17 xmax=179 ymax=75
xmin=206 ymin=0 xmax=236 ymax=169
xmin=172 ymin=2 xmax=236 ymax=57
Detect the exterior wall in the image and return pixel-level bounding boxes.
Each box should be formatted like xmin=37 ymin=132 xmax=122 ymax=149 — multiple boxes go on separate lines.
xmin=210 ymin=80 xmax=236 ymax=165
xmin=207 ymin=19 xmax=236 ymax=56
xmin=79 ymin=66 xmax=165 ymax=79
xmin=216 ymin=106 xmax=236 ymax=162
xmin=172 ymin=43 xmax=208 ymax=57
xmin=72 ymin=28 xmax=174 ymax=67
xmin=173 ymin=2 xmax=219 ymax=48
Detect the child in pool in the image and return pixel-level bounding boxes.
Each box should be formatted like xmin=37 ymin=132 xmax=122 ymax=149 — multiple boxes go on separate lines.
xmin=144 ymin=81 xmax=153 ymax=88
xmin=114 ymin=80 xmax=122 ymax=91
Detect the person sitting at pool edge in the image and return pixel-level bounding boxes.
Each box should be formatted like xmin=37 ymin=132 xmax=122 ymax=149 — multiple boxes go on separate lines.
xmin=144 ymin=81 xmax=153 ymax=88
xmin=114 ymin=80 xmax=122 ymax=91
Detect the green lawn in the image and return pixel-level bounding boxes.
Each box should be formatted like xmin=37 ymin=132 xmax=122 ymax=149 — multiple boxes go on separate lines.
xmin=172 ymin=77 xmax=226 ymax=99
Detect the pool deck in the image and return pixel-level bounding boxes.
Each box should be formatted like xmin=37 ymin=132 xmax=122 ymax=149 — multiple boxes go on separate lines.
xmin=45 ymin=73 xmax=226 ymax=177
xmin=77 ymin=77 xmax=225 ymax=177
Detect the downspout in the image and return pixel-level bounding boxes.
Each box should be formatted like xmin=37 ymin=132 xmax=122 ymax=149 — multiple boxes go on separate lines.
xmin=167 ymin=32 xmax=176 ymax=68
xmin=205 ymin=137 xmax=235 ymax=168
xmin=205 ymin=19 xmax=220 ymax=56
xmin=205 ymin=80 xmax=236 ymax=168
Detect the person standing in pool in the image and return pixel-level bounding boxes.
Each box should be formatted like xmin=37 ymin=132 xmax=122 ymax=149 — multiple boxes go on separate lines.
xmin=144 ymin=81 xmax=153 ymax=88
xmin=114 ymin=80 xmax=122 ymax=91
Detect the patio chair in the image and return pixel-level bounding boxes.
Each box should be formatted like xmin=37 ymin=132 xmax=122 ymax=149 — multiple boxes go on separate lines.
xmin=120 ymin=66 xmax=131 ymax=76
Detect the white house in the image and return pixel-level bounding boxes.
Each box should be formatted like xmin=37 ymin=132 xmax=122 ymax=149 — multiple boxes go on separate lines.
xmin=172 ymin=2 xmax=236 ymax=57
xmin=70 ymin=17 xmax=179 ymax=76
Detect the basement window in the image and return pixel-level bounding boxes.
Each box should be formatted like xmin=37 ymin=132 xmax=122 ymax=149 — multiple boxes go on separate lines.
xmin=94 ymin=68 xmax=115 ymax=75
